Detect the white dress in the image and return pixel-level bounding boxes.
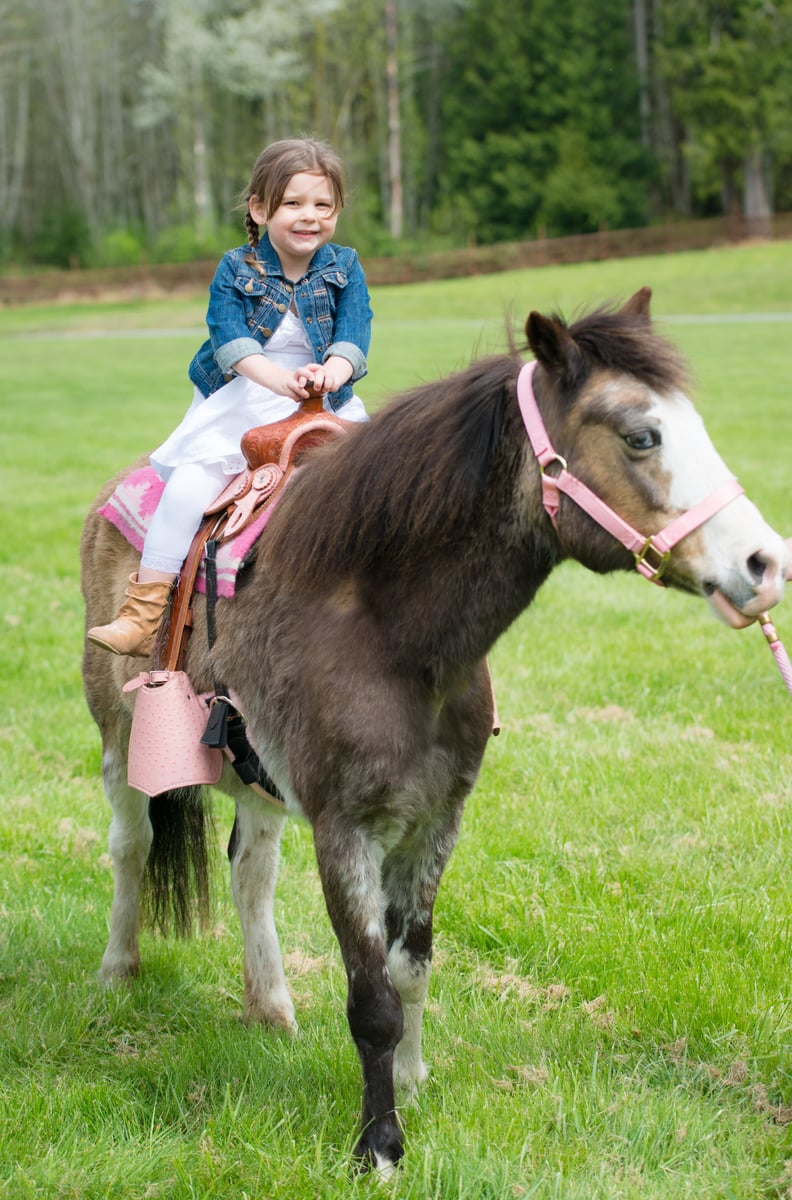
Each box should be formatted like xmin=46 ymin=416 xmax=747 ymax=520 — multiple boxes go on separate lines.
xmin=150 ymin=309 xmax=368 ymax=481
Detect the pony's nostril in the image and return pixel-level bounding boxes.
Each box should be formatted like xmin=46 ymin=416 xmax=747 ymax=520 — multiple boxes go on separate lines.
xmin=746 ymin=552 xmax=768 ymax=586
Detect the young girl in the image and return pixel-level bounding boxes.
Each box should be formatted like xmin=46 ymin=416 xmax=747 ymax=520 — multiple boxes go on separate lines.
xmin=88 ymin=137 xmax=373 ymax=657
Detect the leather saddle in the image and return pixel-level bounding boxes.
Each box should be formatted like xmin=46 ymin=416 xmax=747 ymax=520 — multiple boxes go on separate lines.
xmin=205 ymin=392 xmax=354 ymax=541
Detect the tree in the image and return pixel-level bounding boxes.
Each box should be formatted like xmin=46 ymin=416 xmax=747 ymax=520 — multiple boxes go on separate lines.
xmin=654 ymin=0 xmax=792 ymax=220
xmin=436 ymin=0 xmax=650 ymax=241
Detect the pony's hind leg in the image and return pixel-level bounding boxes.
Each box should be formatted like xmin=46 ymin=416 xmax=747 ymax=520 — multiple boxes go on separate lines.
xmin=99 ymin=744 xmax=152 ymax=981
xmin=228 ymin=799 xmax=295 ymax=1033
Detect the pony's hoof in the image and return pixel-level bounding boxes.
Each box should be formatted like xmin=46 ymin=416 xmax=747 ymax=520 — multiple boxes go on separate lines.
xmin=354 ymin=1126 xmax=404 ymax=1180
xmin=99 ymin=955 xmax=140 ymax=986
xmin=394 ymin=1061 xmax=429 ymax=1105
xmin=242 ymin=997 xmax=298 ymax=1036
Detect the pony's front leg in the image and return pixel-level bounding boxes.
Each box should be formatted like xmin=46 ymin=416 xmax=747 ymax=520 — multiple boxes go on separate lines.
xmin=383 ymin=813 xmax=460 ymax=1098
xmin=386 ymin=913 xmax=431 ymax=1099
xmin=228 ymin=800 xmax=295 ymax=1032
xmin=99 ymin=746 xmax=152 ymax=981
xmin=313 ymin=816 xmax=404 ymax=1174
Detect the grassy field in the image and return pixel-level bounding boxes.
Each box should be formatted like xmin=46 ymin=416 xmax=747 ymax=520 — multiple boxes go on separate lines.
xmin=1 ymin=241 xmax=791 ymax=1199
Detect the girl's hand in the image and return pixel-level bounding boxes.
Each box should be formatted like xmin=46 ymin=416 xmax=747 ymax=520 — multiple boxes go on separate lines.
xmin=233 ymin=355 xmax=312 ymax=400
xmin=268 ymin=364 xmax=314 ymax=401
xmin=306 ymin=355 xmax=354 ymax=396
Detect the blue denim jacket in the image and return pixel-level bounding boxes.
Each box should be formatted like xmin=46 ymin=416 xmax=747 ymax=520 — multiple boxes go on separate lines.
xmin=188 ymin=233 xmax=373 ymax=411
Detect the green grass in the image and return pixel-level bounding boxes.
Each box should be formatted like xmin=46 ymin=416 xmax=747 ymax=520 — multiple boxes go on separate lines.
xmin=1 ymin=242 xmax=791 ymax=1198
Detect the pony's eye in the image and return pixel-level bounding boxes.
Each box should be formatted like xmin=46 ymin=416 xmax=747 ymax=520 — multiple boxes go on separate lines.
xmin=623 ymin=428 xmax=660 ymax=452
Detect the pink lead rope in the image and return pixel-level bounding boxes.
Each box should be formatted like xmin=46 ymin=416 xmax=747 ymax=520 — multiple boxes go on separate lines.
xmin=759 ymin=614 xmax=792 ymax=697
xmin=517 ymin=361 xmax=792 ymax=699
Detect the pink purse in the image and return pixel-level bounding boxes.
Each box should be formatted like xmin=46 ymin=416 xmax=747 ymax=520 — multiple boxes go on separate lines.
xmin=123 ymin=670 xmax=223 ymax=796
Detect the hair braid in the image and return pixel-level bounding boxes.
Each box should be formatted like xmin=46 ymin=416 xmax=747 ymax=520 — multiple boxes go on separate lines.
xmin=245 ymin=210 xmax=260 ymax=249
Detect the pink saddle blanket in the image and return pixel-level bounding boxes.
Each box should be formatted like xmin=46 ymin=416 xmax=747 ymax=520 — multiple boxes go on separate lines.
xmin=98 ymin=466 xmax=276 ymax=598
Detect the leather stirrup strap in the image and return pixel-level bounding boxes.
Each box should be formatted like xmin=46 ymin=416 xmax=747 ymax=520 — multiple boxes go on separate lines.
xmin=160 ymin=512 xmax=227 ymax=672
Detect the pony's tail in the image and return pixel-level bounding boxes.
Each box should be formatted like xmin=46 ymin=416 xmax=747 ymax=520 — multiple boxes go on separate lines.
xmin=142 ymin=787 xmax=214 ymax=937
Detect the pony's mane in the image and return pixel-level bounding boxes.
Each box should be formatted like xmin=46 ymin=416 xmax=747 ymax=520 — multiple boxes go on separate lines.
xmin=261 ymin=353 xmax=519 ymax=588
xmin=560 ymin=303 xmax=689 ymax=394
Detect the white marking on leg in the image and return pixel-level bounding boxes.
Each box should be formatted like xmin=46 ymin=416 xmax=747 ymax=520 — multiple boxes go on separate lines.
xmin=230 ymin=802 xmax=296 ymax=1032
xmin=388 ymin=939 xmax=430 ymax=1097
xmin=338 ymin=836 xmax=387 ymax=947
xmin=372 ymin=1152 xmax=397 ymax=1181
xmin=100 ymin=748 xmax=152 ymax=981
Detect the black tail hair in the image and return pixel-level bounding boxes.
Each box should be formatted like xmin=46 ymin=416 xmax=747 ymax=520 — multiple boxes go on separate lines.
xmin=142 ymin=787 xmax=214 ymax=937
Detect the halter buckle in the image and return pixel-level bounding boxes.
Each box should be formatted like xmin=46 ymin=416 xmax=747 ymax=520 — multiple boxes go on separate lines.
xmin=539 ymin=452 xmax=568 ymax=476
xmin=634 ymin=538 xmax=670 ymax=583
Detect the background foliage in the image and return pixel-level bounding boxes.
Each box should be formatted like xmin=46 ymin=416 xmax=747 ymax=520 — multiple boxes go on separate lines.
xmin=1 ymin=0 xmax=791 ymax=269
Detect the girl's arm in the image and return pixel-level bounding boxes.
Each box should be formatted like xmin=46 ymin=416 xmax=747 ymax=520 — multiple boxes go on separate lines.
xmin=323 ymin=253 xmax=373 ymax=384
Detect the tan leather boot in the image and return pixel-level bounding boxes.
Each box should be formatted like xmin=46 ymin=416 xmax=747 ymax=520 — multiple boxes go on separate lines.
xmin=86 ymin=573 xmax=173 ymax=657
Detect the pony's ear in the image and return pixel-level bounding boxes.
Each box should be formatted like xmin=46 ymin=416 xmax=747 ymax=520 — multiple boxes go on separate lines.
xmin=525 ymin=311 xmax=585 ymax=384
xmin=620 ymin=287 xmax=652 ymax=322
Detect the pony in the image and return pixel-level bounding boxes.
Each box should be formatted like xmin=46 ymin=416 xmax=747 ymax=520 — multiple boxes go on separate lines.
xmin=80 ymin=289 xmax=788 ymax=1174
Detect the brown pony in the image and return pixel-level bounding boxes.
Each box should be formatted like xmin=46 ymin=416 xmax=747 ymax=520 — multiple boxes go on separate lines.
xmin=80 ymin=289 xmax=788 ymax=1174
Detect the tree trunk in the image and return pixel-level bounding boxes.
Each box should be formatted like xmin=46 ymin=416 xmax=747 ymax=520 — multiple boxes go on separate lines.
xmin=743 ymin=145 xmax=772 ymax=237
xmin=633 ymin=0 xmax=651 ymax=149
xmin=384 ymin=0 xmax=403 ymax=240
xmin=193 ymin=108 xmax=213 ymax=239
xmin=0 ymin=75 xmax=30 ymax=237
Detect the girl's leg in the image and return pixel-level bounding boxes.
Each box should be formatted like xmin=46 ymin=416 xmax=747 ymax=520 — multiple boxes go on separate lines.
xmin=87 ymin=460 xmax=231 ymax=655
xmin=140 ymin=460 xmax=231 ymax=576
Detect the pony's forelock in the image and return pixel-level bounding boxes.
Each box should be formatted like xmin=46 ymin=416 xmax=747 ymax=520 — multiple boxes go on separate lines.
xmin=526 ymin=300 xmax=689 ymax=396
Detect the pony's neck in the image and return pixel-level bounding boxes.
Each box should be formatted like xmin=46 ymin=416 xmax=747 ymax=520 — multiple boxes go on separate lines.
xmin=361 ymin=462 xmax=559 ymax=688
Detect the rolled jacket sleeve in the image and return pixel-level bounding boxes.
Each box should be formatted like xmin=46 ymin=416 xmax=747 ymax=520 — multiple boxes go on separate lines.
xmin=215 ymin=336 xmax=264 ymax=374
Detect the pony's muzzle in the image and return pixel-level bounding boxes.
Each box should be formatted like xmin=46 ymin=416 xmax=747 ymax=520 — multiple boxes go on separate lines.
xmin=707 ymin=540 xmax=789 ymax=627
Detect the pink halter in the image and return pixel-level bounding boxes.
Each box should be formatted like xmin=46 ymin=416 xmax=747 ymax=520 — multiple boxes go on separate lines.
xmin=516 ymin=361 xmax=744 ymax=585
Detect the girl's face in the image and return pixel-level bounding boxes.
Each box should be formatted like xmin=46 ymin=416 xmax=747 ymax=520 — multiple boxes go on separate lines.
xmin=249 ymin=172 xmax=339 ymax=279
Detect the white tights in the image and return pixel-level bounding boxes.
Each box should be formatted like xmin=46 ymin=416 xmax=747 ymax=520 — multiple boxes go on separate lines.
xmin=140 ymin=460 xmax=231 ymax=575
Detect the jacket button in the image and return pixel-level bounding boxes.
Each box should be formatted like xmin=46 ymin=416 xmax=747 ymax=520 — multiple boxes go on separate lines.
xmin=244 ymin=280 xmax=254 ymax=292
xmin=277 ymin=303 xmax=287 ymax=313
xmin=306 ymin=317 xmax=313 ymax=324
xmin=261 ymin=327 xmax=272 ymax=337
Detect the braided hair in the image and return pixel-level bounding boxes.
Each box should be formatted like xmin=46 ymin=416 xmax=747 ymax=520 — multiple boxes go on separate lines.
xmin=241 ymin=137 xmax=346 ymax=250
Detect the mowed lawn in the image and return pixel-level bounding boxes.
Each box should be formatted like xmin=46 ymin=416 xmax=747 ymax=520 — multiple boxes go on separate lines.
xmin=1 ymin=242 xmax=791 ymax=1199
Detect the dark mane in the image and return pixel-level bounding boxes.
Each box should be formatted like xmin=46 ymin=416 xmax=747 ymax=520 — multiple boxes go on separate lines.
xmin=561 ymin=303 xmax=689 ymax=394
xmin=262 ymin=352 xmax=520 ymax=589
